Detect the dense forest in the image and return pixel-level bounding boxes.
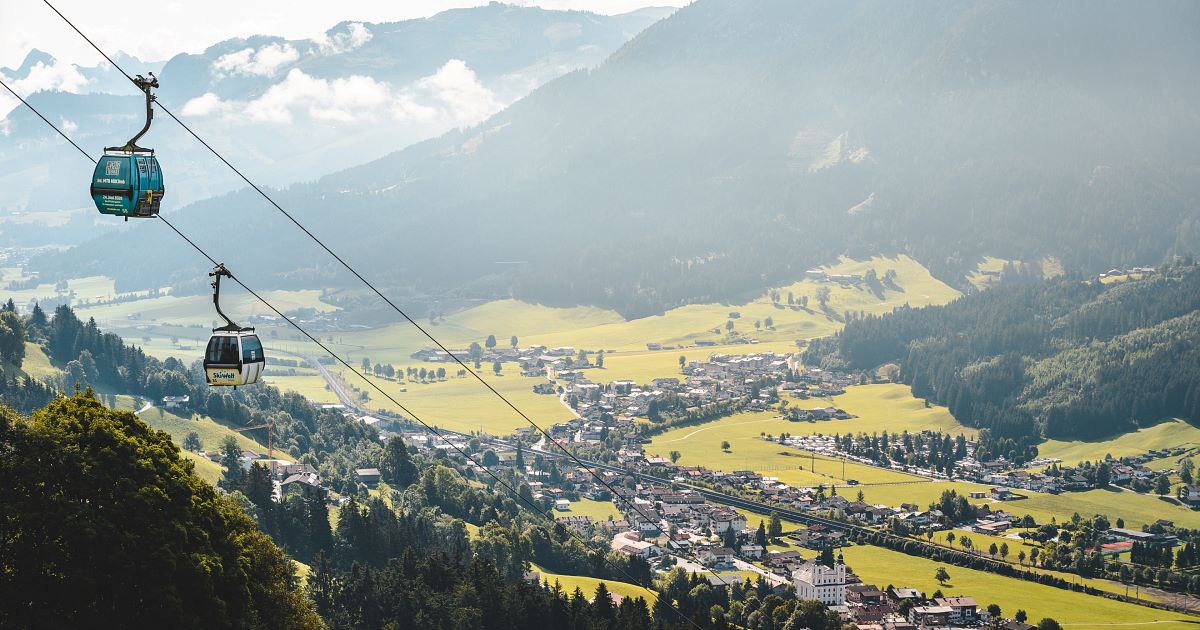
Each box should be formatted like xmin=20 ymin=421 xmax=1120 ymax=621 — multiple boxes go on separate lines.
xmin=805 ymin=260 xmax=1200 ymax=446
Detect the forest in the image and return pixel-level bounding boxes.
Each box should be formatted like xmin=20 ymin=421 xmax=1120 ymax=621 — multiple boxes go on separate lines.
xmin=805 ymin=260 xmax=1200 ymax=446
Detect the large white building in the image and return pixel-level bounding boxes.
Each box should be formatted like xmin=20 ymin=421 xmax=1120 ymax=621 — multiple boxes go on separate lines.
xmin=792 ymin=555 xmax=847 ymax=605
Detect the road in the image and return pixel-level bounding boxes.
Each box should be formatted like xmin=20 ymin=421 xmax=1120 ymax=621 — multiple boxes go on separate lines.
xmin=304 ymin=354 xmax=361 ymax=413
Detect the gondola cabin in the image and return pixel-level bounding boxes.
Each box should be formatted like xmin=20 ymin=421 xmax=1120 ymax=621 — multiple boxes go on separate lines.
xmin=90 ymin=152 xmax=164 ymax=218
xmin=204 ymin=330 xmax=265 ymax=387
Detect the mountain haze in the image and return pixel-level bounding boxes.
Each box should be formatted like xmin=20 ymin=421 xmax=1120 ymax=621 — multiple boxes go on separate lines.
xmin=31 ymin=0 xmax=1200 ymax=316
xmin=0 ymin=4 xmax=671 ymax=248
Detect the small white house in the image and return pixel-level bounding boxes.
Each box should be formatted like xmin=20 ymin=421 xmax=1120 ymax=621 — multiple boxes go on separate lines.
xmin=555 ymin=499 xmax=571 ymax=511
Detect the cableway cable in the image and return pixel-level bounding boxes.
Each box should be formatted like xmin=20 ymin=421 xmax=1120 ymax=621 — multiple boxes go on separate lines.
xmin=38 ymin=5 xmax=733 ymax=583
xmin=0 ymin=74 xmax=712 ymax=628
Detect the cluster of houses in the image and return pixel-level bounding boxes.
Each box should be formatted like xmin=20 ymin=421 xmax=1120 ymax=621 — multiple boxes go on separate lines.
xmin=551 ymin=351 xmax=815 ymax=428
xmin=411 ymin=343 xmax=585 ymax=378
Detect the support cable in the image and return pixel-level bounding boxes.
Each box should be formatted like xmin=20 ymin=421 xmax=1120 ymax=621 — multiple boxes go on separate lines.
xmin=0 ymin=73 xmax=711 ymax=627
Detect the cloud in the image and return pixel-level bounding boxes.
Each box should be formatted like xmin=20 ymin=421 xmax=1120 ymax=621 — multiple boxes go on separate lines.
xmin=182 ymin=60 xmax=501 ymax=128
xmin=0 ymin=59 xmax=90 ymax=119
xmin=181 ymin=92 xmax=235 ymax=117
xmin=212 ymin=43 xmax=299 ymax=78
xmin=242 ymin=69 xmax=390 ymax=123
xmin=396 ymin=59 xmax=501 ymax=126
xmin=313 ymin=22 xmax=373 ymax=54
xmin=60 ymin=118 xmax=78 ymax=134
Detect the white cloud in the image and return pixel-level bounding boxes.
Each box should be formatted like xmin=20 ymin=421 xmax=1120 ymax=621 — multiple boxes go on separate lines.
xmin=212 ymin=43 xmax=299 ymax=78
xmin=60 ymin=118 xmax=78 ymax=134
xmin=182 ymin=60 xmax=501 ymax=129
xmin=0 ymin=59 xmax=90 ymax=119
xmin=241 ymin=69 xmax=390 ymax=123
xmin=313 ymin=22 xmax=373 ymax=54
xmin=396 ymin=59 xmax=501 ymax=126
xmin=181 ymin=92 xmax=235 ymax=117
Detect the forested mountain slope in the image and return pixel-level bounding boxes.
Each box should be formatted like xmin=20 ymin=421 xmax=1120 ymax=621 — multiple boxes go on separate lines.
xmin=804 ymin=260 xmax=1200 ymax=447
xmin=32 ymin=0 xmax=1200 ymax=316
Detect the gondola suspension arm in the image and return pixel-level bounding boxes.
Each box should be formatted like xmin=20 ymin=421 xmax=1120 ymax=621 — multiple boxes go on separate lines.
xmin=210 ymin=263 xmax=241 ymax=331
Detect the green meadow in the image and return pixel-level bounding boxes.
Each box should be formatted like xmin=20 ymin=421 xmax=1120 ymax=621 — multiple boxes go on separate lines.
xmin=530 ymin=564 xmax=658 ymax=603
xmin=839 ymin=544 xmax=1192 ymax=629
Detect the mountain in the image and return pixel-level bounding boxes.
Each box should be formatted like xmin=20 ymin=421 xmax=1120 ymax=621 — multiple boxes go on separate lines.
xmin=803 ymin=261 xmax=1200 ymax=445
xmin=30 ymin=0 xmax=1200 ymax=316
xmin=0 ymin=4 xmax=672 ymax=248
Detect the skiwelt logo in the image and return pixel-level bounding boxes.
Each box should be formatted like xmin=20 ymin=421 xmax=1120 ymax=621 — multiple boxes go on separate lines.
xmin=207 ymin=368 xmax=239 ymax=383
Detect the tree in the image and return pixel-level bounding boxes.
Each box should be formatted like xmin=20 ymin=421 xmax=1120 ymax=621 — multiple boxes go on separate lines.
xmin=987 ymin=603 xmax=1002 ymax=618
xmin=0 ymin=393 xmax=322 ymax=628
xmin=1155 ymin=474 xmax=1172 ymax=495
xmin=679 ymin=355 xmax=687 ymax=369
xmin=492 ymin=361 xmax=502 ymax=375
xmin=0 ymin=310 xmax=26 ymax=365
xmin=482 ymin=450 xmax=499 ymax=467
xmin=1000 ymin=542 xmax=1009 ymax=560
xmin=182 ymin=431 xmax=202 ymax=452
xmin=1182 ymin=458 xmax=1195 ymax=485
xmin=1038 ymin=619 xmax=1063 ymax=630
xmin=725 ymin=320 xmax=734 ymax=332
xmin=485 ymin=334 xmax=497 ymax=349
xmin=1016 ymin=610 xmax=1028 ymax=623
xmin=669 ymin=450 xmax=681 ymax=464
xmin=946 ymin=531 xmax=956 ymax=547
xmin=768 ymin=513 xmax=783 ymax=538
xmin=510 ymin=335 xmax=518 ymax=348
xmin=961 ymin=536 xmax=973 ymax=553
xmin=381 ymin=436 xmax=417 ymax=487
xmin=1029 ymin=547 xmax=1039 ymax=566
xmin=755 ymin=521 xmax=767 ymax=546
xmin=935 ymin=567 xmax=950 ymax=585
xmin=1018 ymin=549 xmax=1026 ymax=564
xmin=988 ymin=542 xmax=998 ymax=557
xmin=361 ymin=357 xmax=371 ymax=371
xmin=816 ymin=286 xmax=831 ymax=307
xmin=720 ymin=440 xmax=731 ymax=451
xmin=1096 ymin=461 xmax=1111 ymax=488
xmin=219 ymin=435 xmax=244 ymax=489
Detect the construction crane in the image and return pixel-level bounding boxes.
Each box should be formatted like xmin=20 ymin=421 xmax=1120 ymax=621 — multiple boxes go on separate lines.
xmin=233 ymin=420 xmax=276 ymax=476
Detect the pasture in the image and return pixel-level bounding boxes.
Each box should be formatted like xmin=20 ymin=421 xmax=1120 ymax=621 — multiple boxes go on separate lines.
xmin=839 ymin=544 xmax=1193 ymax=629
xmin=1036 ymin=420 xmax=1200 ymax=465
xmin=530 ymin=564 xmax=658 ymax=603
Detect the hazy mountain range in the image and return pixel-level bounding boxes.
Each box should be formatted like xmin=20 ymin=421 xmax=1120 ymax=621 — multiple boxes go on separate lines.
xmin=0 ymin=4 xmax=672 ymax=248
xmin=24 ymin=0 xmax=1200 ymax=318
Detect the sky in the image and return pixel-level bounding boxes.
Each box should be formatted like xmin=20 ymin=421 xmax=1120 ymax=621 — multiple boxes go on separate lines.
xmin=0 ymin=0 xmax=687 ymax=69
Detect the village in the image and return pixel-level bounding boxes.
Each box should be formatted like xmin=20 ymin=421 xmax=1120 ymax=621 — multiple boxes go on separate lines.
xmin=172 ymin=345 xmax=1200 ymax=628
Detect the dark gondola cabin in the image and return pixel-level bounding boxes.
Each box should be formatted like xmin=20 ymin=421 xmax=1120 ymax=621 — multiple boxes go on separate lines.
xmin=90 ymin=153 xmax=164 ymax=218
xmin=204 ymin=330 xmax=264 ymax=387
xmin=91 ymin=73 xmax=164 ymax=219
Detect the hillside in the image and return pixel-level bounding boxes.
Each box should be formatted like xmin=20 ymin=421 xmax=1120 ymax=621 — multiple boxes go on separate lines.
xmin=0 ymin=5 xmax=671 ymax=247
xmin=804 ymin=260 xmax=1200 ymax=443
xmin=31 ymin=0 xmax=1200 ymax=316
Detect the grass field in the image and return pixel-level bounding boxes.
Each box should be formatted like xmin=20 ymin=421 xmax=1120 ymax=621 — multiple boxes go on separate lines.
xmin=19 ymin=342 xmax=58 ymax=379
xmin=647 ymin=384 xmax=972 ymax=487
xmin=840 ymin=544 xmax=1192 ymax=629
xmin=135 ymin=404 xmax=272 ymax=458
xmin=330 ymin=367 xmax=573 ymax=435
xmin=557 ymin=498 xmax=622 ymax=522
xmin=921 ymin=529 xmax=1156 ymax=601
xmin=263 ymin=374 xmax=342 ymax=404
xmin=648 ymin=409 xmax=925 ymax=486
xmin=1036 ymin=420 xmax=1200 ymax=465
xmin=531 ymin=564 xmax=658 ymax=603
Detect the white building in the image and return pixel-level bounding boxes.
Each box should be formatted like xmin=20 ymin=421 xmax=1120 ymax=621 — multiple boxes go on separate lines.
xmin=792 ymin=555 xmax=847 ymax=605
